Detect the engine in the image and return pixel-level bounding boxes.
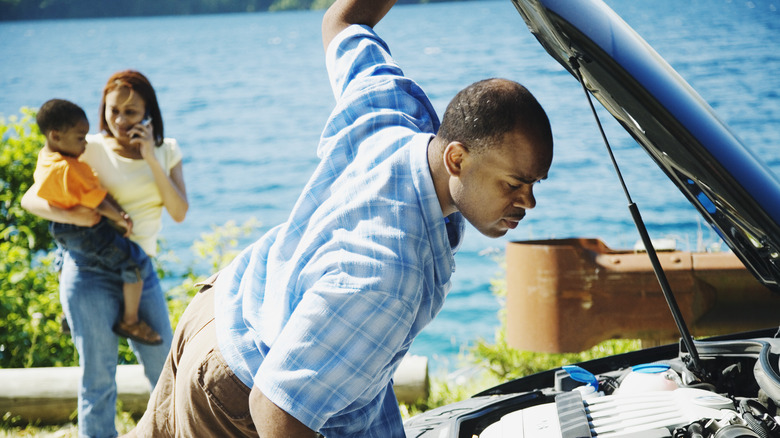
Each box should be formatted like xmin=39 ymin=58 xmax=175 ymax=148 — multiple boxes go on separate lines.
xmin=478 ymin=361 xmax=780 ymax=438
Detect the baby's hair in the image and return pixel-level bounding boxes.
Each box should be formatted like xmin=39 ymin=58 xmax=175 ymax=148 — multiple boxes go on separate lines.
xmin=37 ymin=99 xmax=87 ymax=135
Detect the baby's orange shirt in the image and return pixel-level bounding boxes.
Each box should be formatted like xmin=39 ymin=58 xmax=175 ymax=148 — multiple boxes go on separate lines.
xmin=33 ymin=148 xmax=108 ymax=209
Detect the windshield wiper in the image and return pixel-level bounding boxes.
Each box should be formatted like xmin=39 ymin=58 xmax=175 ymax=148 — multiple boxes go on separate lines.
xmin=569 ymin=56 xmax=707 ymax=379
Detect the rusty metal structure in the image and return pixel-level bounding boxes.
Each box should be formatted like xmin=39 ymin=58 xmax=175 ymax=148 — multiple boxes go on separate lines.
xmin=505 ymin=238 xmax=780 ymax=353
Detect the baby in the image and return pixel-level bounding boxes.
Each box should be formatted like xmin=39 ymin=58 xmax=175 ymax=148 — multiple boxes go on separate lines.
xmin=33 ymin=98 xmax=161 ymax=345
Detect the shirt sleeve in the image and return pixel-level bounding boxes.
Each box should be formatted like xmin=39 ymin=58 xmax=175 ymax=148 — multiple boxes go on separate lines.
xmin=159 ymin=138 xmax=183 ymax=173
xmin=255 ymin=225 xmax=426 ymax=431
xmin=326 ymin=24 xmax=402 ymax=102
xmin=319 ymin=24 xmax=439 ymax=163
xmin=37 ymin=161 xmax=107 ymax=209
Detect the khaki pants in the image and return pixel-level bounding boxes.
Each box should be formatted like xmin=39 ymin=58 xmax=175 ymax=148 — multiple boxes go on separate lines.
xmin=129 ymin=275 xmax=258 ymax=437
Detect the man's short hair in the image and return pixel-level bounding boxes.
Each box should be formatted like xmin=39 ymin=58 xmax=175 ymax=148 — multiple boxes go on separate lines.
xmin=437 ymin=78 xmax=552 ymax=153
xmin=36 ymin=99 xmax=87 ymax=135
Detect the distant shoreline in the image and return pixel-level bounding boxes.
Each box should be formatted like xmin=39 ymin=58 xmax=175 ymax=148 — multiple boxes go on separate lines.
xmin=0 ymin=0 xmax=482 ymax=22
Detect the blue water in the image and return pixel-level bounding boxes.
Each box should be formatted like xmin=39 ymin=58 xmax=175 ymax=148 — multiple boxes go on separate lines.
xmin=2 ymin=0 xmax=779 ymax=371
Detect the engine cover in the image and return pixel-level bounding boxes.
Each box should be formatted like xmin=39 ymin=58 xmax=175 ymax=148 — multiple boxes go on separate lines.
xmin=479 ymin=388 xmax=736 ymax=438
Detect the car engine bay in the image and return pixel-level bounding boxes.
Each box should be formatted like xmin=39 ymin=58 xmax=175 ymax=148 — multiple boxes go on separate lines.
xmin=474 ymin=337 xmax=780 ymax=438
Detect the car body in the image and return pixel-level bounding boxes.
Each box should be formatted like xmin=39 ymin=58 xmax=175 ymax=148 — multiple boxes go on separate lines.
xmin=404 ymin=0 xmax=780 ymax=437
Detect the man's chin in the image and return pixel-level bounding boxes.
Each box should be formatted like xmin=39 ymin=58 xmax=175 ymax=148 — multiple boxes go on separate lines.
xmin=476 ymin=226 xmax=509 ymax=239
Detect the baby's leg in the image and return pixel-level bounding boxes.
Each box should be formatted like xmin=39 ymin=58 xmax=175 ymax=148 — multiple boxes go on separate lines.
xmin=114 ymin=277 xmax=163 ymax=345
xmin=122 ymin=280 xmax=144 ymax=325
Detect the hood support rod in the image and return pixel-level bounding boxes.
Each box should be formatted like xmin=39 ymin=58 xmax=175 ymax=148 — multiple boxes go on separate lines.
xmin=569 ymin=57 xmax=705 ymax=378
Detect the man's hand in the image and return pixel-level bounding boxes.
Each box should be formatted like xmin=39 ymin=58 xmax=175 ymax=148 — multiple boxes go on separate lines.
xmin=249 ymin=385 xmax=316 ymax=437
xmin=322 ymin=0 xmax=397 ymax=50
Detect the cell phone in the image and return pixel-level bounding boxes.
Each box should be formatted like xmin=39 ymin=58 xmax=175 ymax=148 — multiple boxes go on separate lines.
xmin=132 ymin=115 xmax=152 ymax=138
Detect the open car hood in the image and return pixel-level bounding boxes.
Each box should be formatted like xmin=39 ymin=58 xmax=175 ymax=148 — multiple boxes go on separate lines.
xmin=404 ymin=3 xmax=780 ymax=437
xmin=511 ymin=0 xmax=780 ymax=292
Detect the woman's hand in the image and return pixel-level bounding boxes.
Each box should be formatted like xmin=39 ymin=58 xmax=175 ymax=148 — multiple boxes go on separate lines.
xmin=128 ymin=119 xmax=156 ymax=161
xmin=125 ymin=118 xmax=188 ymax=223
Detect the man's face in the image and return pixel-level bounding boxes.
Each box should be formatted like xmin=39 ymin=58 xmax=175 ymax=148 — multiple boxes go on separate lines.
xmin=449 ymin=129 xmax=552 ymax=238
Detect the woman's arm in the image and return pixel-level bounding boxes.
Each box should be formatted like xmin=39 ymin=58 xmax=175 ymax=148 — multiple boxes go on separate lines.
xmin=139 ymin=146 xmax=189 ymax=223
xmin=21 ymin=185 xmax=101 ymax=227
xmin=128 ymin=121 xmax=189 ymax=223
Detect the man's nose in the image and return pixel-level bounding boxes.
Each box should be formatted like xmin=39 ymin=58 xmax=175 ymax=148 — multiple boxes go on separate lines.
xmin=513 ymin=186 xmax=536 ymax=210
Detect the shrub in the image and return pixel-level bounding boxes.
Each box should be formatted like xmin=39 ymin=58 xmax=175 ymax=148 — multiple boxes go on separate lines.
xmin=0 ymin=109 xmax=51 ymax=252
xmin=0 ymin=242 xmax=76 ymax=368
xmin=0 ymin=108 xmax=72 ymax=368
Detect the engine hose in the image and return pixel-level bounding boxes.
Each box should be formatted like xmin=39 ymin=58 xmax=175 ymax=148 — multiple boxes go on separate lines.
xmin=743 ymin=412 xmax=771 ymax=438
xmin=739 ymin=399 xmax=779 ymax=438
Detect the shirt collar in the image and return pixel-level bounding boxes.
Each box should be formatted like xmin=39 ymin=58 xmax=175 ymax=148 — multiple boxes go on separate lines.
xmin=410 ymin=133 xmax=465 ymax=285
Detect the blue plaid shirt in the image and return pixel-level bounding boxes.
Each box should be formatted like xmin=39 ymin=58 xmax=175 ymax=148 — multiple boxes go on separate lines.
xmin=214 ymin=24 xmax=464 ymax=436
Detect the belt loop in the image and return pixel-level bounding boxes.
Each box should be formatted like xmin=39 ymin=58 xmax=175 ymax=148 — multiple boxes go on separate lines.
xmin=194 ymin=271 xmax=220 ymax=293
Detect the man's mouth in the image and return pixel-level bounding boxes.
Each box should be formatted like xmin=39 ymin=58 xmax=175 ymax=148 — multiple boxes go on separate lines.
xmin=504 ymin=212 xmax=525 ymax=229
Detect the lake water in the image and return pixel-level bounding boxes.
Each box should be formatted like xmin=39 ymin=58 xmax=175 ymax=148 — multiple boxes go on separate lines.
xmin=2 ymin=0 xmax=779 ymax=372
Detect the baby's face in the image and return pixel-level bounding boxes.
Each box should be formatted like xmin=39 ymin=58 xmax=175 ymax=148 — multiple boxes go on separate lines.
xmin=54 ymin=119 xmax=89 ymax=157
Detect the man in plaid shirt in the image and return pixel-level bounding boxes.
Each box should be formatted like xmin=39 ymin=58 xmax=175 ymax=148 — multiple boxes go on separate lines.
xmin=128 ymin=0 xmax=553 ymax=436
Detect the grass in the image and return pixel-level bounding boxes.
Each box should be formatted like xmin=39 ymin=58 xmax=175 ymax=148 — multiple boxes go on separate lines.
xmin=1 ymin=410 xmax=136 ymax=437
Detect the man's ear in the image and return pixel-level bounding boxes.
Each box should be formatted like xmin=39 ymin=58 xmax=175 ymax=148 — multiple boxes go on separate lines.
xmin=443 ymin=141 xmax=468 ymax=177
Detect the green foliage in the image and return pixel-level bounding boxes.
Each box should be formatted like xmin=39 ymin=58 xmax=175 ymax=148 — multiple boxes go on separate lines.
xmin=0 ymin=244 xmax=76 ymax=368
xmin=469 ymin=330 xmax=641 ymax=382
xmin=0 ymin=108 xmax=51 ymax=252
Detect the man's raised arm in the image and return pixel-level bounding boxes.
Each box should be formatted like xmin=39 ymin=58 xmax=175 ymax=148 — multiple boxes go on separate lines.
xmin=322 ymin=0 xmax=397 ymax=51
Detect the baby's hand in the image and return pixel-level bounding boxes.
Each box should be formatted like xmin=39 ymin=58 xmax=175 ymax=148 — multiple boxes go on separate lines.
xmin=69 ymin=205 xmax=101 ymax=227
xmin=121 ymin=212 xmax=134 ymax=237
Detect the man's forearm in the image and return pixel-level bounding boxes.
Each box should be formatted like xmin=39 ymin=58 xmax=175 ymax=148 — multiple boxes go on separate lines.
xmin=322 ymin=0 xmax=397 ymax=50
xmin=249 ymin=385 xmax=316 ymax=437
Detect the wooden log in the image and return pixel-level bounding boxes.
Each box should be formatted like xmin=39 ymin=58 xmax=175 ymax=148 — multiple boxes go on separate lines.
xmin=0 ymin=355 xmax=429 ymax=424
xmin=392 ymin=354 xmax=429 ymax=404
xmin=0 ymin=364 xmax=150 ymax=424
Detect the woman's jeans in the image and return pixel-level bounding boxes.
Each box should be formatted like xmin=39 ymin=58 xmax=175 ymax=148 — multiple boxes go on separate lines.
xmin=59 ymin=244 xmax=173 ymax=438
